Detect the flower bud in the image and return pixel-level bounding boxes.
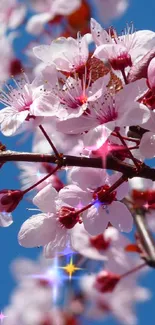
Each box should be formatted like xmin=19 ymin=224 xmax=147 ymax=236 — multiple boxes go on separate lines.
xmin=0 ymin=190 xmax=23 ymax=212
xmin=110 ymin=49 xmax=132 ymax=71
xmin=59 ymin=206 xmax=80 ymax=229
xmin=94 ymin=271 xmax=120 ymax=293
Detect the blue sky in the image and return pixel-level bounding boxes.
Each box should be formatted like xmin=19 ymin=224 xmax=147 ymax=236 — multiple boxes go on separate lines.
xmin=0 ymin=0 xmax=155 ymax=324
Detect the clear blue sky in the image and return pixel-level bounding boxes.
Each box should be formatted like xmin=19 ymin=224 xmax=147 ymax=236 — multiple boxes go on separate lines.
xmin=0 ymin=1 xmax=155 ymax=324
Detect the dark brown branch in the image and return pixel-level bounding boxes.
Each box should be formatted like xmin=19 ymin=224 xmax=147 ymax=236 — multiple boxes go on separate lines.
xmin=0 ymin=150 xmax=155 ymax=180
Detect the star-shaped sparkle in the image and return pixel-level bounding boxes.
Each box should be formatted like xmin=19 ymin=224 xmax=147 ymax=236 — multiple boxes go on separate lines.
xmin=59 ymin=256 xmax=82 ymax=280
xmin=0 ymin=311 xmax=7 ymax=323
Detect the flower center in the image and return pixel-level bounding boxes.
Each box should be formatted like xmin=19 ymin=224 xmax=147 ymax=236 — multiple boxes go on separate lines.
xmin=93 ymin=185 xmax=116 ymax=205
xmin=110 ymin=52 xmax=132 ymax=71
xmin=89 ymin=234 xmax=111 ymax=250
xmin=58 ymin=206 xmax=81 ymax=229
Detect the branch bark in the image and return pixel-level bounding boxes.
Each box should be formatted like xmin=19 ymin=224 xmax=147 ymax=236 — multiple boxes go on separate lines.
xmin=0 ymin=150 xmax=155 ymax=180
xmin=134 ymin=212 xmax=155 ymax=267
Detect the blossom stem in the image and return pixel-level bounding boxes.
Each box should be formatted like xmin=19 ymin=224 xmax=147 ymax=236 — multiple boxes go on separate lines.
xmin=112 ymin=132 xmax=140 ymax=144
xmin=121 ymin=69 xmax=128 ymax=84
xmin=23 ymin=164 xmax=60 ymax=194
xmin=120 ymin=262 xmax=146 ymax=279
xmin=39 ymin=124 xmax=60 ymax=159
xmin=116 ymin=131 xmax=140 ymax=170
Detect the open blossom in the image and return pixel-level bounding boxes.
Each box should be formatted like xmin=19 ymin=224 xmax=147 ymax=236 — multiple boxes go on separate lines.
xmin=38 ymin=71 xmax=110 ymax=120
xmin=18 ymin=184 xmax=88 ymax=256
xmin=71 ymin=224 xmax=131 ymax=261
xmin=69 ymin=167 xmax=133 ymax=234
xmin=3 ymin=255 xmax=64 ymax=325
xmin=27 ymin=0 xmax=81 ymax=35
xmin=91 ymin=19 xmax=155 ymax=71
xmin=33 ymin=34 xmax=90 ymax=73
xmin=57 ymin=78 xmax=150 ymax=150
xmin=80 ymin=273 xmax=151 ymax=325
xmin=0 ymin=74 xmax=53 ymax=136
xmin=0 ymin=0 xmax=26 ymax=33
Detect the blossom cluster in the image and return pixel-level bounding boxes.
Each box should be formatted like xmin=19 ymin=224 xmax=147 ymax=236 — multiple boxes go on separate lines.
xmin=1 ymin=0 xmax=155 ymax=324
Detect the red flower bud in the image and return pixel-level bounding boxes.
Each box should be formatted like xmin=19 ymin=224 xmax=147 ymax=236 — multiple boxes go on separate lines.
xmin=0 ymin=190 xmax=23 ymax=212
xmin=94 ymin=271 xmax=120 ymax=293
xmin=90 ymin=234 xmax=111 ymax=250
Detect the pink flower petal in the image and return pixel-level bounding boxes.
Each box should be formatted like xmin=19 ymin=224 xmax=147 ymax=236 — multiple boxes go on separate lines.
xmin=33 ymin=184 xmax=58 ymax=213
xmin=44 ymin=228 xmax=70 ymax=257
xmin=0 ymin=108 xmax=28 ymax=136
xmin=69 ymin=167 xmax=107 ymax=190
xmin=83 ymin=205 xmax=108 ymax=236
xmin=108 ymin=201 xmax=133 ymax=232
xmin=110 ymin=173 xmax=129 ymax=200
xmin=18 ymin=213 xmax=56 ymax=247
xmin=58 ymin=184 xmax=90 ymax=207
xmin=140 ymin=131 xmax=155 ymax=158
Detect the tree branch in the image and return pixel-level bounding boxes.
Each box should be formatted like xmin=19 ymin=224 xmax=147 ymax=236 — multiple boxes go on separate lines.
xmin=0 ymin=150 xmax=155 ymax=180
xmin=134 ymin=212 xmax=155 ymax=267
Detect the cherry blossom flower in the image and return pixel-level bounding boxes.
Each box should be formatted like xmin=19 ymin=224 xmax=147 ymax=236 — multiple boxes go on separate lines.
xmin=37 ymin=71 xmax=110 ymax=120
xmin=0 ymin=74 xmax=51 ymax=136
xmin=0 ymin=0 xmax=26 ymax=33
xmin=80 ymin=274 xmax=151 ymax=325
xmin=3 ymin=276 xmax=63 ymax=325
xmin=18 ymin=184 xmax=88 ymax=256
xmin=71 ymin=224 xmax=130 ymax=261
xmin=56 ymin=78 xmax=150 ymax=150
xmin=69 ymin=167 xmax=133 ymax=234
xmin=27 ymin=0 xmax=81 ymax=35
xmin=91 ymin=19 xmax=155 ymax=70
xmin=93 ymin=0 xmax=128 ymax=24
xmin=33 ymin=33 xmax=90 ymax=73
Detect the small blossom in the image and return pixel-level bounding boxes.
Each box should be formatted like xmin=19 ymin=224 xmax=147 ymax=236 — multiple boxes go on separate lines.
xmin=0 ymin=74 xmax=49 ymax=136
xmin=68 ymin=167 xmax=133 ymax=234
xmin=57 ymin=78 xmax=150 ymax=143
xmin=94 ymin=271 xmax=120 ymax=293
xmin=33 ymin=33 xmax=89 ymax=73
xmin=0 ymin=189 xmax=23 ymax=212
xmin=18 ymin=184 xmax=88 ymax=256
xmin=91 ymin=19 xmax=155 ymax=71
xmin=26 ymin=0 xmax=81 ymax=35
